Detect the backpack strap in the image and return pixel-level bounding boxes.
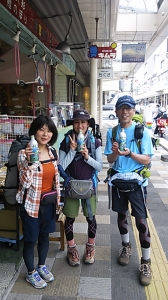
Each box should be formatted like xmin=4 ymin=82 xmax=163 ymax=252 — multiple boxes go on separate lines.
xmin=87 ymin=130 xmax=96 ymax=160
xmin=50 ymin=147 xmax=68 ymax=181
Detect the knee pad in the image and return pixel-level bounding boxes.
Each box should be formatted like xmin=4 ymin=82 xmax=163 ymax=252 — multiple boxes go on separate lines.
xmin=118 ymin=212 xmax=128 ymax=235
xmin=136 ymin=218 xmax=151 ymax=248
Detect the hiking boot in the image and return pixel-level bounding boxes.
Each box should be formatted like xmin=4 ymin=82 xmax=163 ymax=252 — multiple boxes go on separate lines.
xmin=118 ymin=242 xmax=132 ymax=266
xmin=37 ymin=265 xmax=54 ymax=283
xmin=26 ymin=270 xmax=47 ymax=289
xmin=67 ymin=245 xmax=80 ymax=267
xmin=139 ymin=258 xmax=152 ymax=286
xmin=84 ymin=243 xmax=95 ymax=264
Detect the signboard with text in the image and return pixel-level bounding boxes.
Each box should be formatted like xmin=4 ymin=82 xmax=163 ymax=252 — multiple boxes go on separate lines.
xmin=1 ymin=0 xmax=61 ymax=58
xmin=88 ymin=44 xmax=117 ymax=59
xmin=122 ymin=43 xmax=146 ymax=63
xmin=97 ymin=69 xmax=113 ymax=79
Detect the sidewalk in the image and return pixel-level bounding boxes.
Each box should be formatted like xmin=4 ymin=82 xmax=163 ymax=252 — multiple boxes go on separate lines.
xmin=1 ymin=126 xmax=168 ymax=300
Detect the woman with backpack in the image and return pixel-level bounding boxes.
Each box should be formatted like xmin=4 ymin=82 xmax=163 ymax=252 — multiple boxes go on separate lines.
xmin=59 ymin=109 xmax=102 ymax=267
xmin=16 ymin=115 xmax=60 ymax=289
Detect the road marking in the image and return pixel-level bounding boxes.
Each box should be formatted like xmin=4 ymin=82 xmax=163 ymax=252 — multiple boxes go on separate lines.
xmin=131 ymin=209 xmax=168 ymax=299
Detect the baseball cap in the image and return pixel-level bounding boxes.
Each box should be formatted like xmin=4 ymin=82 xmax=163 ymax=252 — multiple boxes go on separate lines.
xmin=115 ymin=95 xmax=136 ymax=109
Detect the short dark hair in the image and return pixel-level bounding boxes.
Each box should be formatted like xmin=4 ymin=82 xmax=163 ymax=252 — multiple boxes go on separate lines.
xmin=29 ymin=115 xmax=58 ymax=146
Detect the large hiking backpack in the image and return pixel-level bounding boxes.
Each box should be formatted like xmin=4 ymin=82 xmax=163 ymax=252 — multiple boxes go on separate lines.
xmin=3 ymin=135 xmax=30 ymax=205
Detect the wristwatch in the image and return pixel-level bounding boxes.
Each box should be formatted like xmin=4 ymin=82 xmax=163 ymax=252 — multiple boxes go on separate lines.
xmin=125 ymin=150 xmax=132 ymax=158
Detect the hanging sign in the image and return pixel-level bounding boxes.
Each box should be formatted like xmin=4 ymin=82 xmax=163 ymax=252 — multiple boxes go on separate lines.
xmin=88 ymin=42 xmax=117 ymax=59
xmin=122 ymin=44 xmax=146 ymax=63
xmin=1 ymin=0 xmax=61 ymax=58
xmin=97 ymin=69 xmax=113 ymax=79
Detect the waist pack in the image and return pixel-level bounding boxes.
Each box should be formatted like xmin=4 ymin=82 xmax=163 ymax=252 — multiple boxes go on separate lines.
xmin=111 ymin=179 xmax=140 ymax=192
xmin=40 ymin=190 xmax=57 ymax=205
xmin=67 ymin=179 xmax=94 ymax=199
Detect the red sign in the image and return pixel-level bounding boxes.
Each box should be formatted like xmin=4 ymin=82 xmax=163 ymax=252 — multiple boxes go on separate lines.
xmin=88 ymin=45 xmax=116 ymax=59
xmin=1 ymin=0 xmax=61 ymax=58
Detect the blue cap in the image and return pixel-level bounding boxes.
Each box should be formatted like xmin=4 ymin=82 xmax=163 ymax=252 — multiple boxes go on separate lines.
xmin=116 ymin=95 xmax=135 ymax=109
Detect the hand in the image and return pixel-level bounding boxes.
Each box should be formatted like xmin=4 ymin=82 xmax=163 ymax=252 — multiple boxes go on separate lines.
xmin=25 ymin=142 xmax=33 ymax=162
xmin=80 ymin=144 xmax=89 ymax=160
xmin=69 ymin=134 xmax=77 ymax=151
xmin=112 ymin=141 xmax=119 ymax=154
xmin=118 ymin=147 xmax=130 ymax=156
xmin=112 ymin=142 xmax=130 ymax=156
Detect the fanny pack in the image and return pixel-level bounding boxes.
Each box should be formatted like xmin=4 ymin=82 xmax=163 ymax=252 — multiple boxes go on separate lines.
xmin=40 ymin=190 xmax=57 ymax=226
xmin=67 ymin=179 xmax=94 ymax=199
xmin=111 ymin=179 xmax=140 ymax=192
xmin=40 ymin=190 xmax=57 ymax=205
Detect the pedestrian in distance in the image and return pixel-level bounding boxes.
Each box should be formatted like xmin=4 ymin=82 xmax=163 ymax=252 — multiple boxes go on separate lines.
xmin=154 ymin=106 xmax=167 ymax=135
xmin=104 ymin=95 xmax=154 ymax=286
xmin=59 ymin=109 xmax=103 ymax=267
xmin=16 ymin=115 xmax=60 ymax=289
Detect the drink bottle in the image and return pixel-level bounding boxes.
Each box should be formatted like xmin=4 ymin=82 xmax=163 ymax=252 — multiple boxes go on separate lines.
xmin=30 ymin=135 xmax=39 ymax=162
xmin=77 ymin=130 xmax=85 ymax=152
xmin=119 ymin=128 xmax=126 ymax=151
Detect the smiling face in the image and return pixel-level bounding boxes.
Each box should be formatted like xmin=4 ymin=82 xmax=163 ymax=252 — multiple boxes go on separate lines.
xmin=35 ymin=124 xmax=53 ymax=146
xmin=73 ymin=119 xmax=89 ymax=134
xmin=116 ymin=105 xmax=135 ymax=128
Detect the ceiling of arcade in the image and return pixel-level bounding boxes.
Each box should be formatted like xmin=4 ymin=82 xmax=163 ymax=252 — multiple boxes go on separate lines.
xmin=0 ymin=0 xmax=168 ymax=82
xmin=26 ymin=0 xmax=168 ymax=80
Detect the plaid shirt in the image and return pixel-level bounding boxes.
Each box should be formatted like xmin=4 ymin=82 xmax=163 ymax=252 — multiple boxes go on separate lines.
xmin=16 ymin=146 xmax=60 ymax=218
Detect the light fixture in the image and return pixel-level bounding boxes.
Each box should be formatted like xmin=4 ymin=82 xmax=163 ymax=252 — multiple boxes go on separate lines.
xmin=12 ymin=28 xmax=21 ymax=42
xmin=30 ymin=41 xmax=37 ymax=54
xmin=56 ymin=12 xmax=72 ymax=55
xmin=53 ymin=62 xmax=60 ymax=69
xmin=41 ymin=51 xmax=47 ymax=61
xmin=49 ymin=57 xmax=53 ymax=66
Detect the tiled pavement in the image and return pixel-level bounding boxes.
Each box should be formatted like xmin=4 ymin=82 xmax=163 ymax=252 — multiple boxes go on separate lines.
xmin=1 ymin=128 xmax=168 ymax=300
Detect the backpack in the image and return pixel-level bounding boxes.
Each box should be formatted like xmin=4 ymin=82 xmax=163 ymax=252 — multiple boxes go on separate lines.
xmin=3 ymin=135 xmax=30 ymax=205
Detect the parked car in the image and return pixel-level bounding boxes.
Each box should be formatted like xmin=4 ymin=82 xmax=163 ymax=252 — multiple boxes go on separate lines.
xmin=102 ymin=105 xmax=116 ymax=119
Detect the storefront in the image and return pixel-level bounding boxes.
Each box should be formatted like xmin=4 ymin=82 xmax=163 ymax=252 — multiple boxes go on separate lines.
xmin=0 ymin=1 xmax=76 ymax=117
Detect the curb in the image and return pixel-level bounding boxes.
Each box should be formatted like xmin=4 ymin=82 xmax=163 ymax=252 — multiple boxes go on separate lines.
xmin=159 ymin=138 xmax=168 ymax=152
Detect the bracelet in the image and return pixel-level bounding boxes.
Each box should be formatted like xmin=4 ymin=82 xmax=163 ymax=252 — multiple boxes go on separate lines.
xmin=125 ymin=150 xmax=132 ymax=158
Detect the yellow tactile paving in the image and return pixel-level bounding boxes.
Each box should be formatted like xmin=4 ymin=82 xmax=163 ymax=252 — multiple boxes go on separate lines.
xmin=131 ymin=210 xmax=168 ymax=300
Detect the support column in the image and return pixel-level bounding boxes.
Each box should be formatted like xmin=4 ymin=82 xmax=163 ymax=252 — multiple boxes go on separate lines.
xmin=99 ymin=79 xmax=103 ymax=130
xmin=90 ymin=58 xmax=97 ymax=120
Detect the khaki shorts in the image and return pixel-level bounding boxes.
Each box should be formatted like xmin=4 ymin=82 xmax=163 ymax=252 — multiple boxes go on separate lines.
xmin=63 ymin=195 xmax=97 ymax=218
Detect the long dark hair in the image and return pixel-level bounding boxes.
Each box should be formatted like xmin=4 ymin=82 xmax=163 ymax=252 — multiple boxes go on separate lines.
xmin=29 ymin=115 xmax=58 ymax=145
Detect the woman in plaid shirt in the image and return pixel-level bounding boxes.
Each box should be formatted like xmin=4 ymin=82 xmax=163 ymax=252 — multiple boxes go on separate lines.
xmin=16 ymin=115 xmax=60 ymax=289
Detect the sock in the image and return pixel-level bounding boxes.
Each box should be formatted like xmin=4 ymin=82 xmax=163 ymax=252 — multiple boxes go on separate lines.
xmin=121 ymin=233 xmax=129 ymax=244
xmin=141 ymin=247 xmax=151 ymax=260
xmin=88 ymin=238 xmax=95 ymax=245
xmin=67 ymin=239 xmax=75 ymax=247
